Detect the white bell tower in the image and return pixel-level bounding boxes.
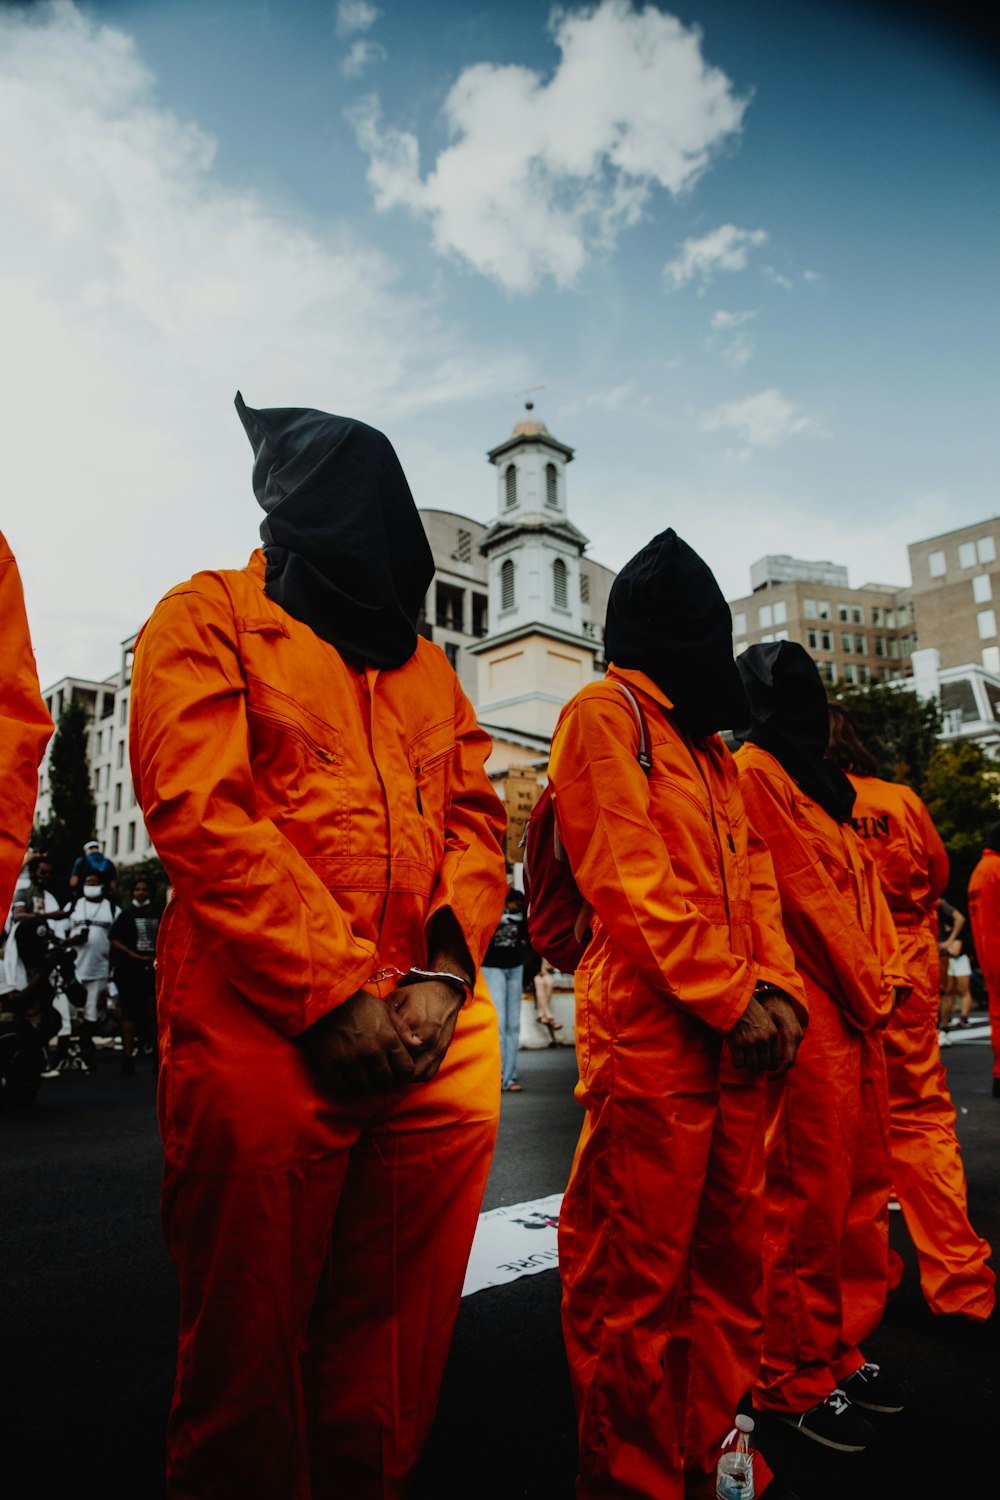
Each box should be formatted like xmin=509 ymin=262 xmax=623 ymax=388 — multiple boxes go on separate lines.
xmin=470 ymin=406 xmax=599 ymax=737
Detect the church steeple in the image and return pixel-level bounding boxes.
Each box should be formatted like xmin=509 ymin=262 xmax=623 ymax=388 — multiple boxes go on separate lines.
xmin=470 ymin=407 xmax=599 ymax=736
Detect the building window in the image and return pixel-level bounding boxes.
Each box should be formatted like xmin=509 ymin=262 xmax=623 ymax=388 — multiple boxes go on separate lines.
xmin=928 ymin=550 xmax=946 ymax=578
xmin=816 ymin=600 xmax=831 ymax=620
xmin=983 ymin=646 xmax=1000 ymax=675
xmin=977 ymin=609 xmax=997 ymax=640
xmin=840 ymin=632 xmax=853 ymax=654
xmin=500 ymin=558 xmax=515 ymax=611
xmin=887 ymin=638 xmax=900 ymax=659
xmin=758 ymin=604 xmax=773 ymax=628
xmin=837 ymin=603 xmax=850 ymax=622
xmin=113 ymin=783 xmax=122 ymax=813
xmin=900 ymin=634 xmax=914 ymax=655
xmin=959 ymin=541 xmax=976 ymax=568
xmin=808 ymin=629 xmax=819 ymax=649
xmin=872 ymin=607 xmax=884 ymax=626
xmin=874 ymin=636 xmax=886 ymax=657
xmin=773 ymin=600 xmax=787 ymax=625
xmin=116 ymin=740 xmax=125 ymax=768
xmin=580 ymin=572 xmax=591 ymax=605
xmin=857 ymin=665 xmax=870 ymax=684
xmin=852 ymin=606 xmax=863 ymax=625
xmin=127 ymin=822 xmax=136 ymax=854
xmin=119 ymin=695 xmax=128 ymax=726
xmin=855 ymin=634 xmax=867 ymax=654
xmin=732 ymin=610 xmax=746 ymax=635
xmin=504 ymin=464 xmax=517 ymax=509
xmin=472 ymin=593 xmax=488 ymax=637
xmin=760 ymin=634 xmax=774 ymax=644
xmin=553 ymin=557 xmax=569 ymax=610
xmin=111 ymin=827 xmax=120 ymax=856
xmin=974 ymin=574 xmax=993 ymax=604
xmin=444 ymin=641 xmax=460 ymax=669
xmin=843 ymin=663 xmax=858 ymax=685
xmin=816 ymin=660 xmax=836 ymax=684
xmin=775 ymin=630 xmax=789 ymax=642
xmin=453 ymin=528 xmax=472 ymax=564
xmin=803 ymin=598 xmax=817 ymax=621
xmin=545 ymin=463 xmax=558 ymax=508
xmin=821 ymin=630 xmax=833 ymax=651
xmin=97 ymin=804 xmax=106 ymax=831
xmin=978 ymin=536 xmax=996 ymax=564
xmin=435 ymin=583 xmax=465 ymax=633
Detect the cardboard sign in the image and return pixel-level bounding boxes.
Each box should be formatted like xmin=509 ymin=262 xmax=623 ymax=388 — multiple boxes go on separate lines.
xmin=502 ymin=770 xmax=543 ymax=863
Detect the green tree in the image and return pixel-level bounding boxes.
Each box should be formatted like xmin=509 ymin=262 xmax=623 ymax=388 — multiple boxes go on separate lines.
xmin=118 ymin=853 xmax=168 ymax=904
xmin=34 ymin=697 xmax=96 ymax=888
xmin=830 ymin=682 xmax=941 ymax=794
xmin=922 ymin=740 xmax=999 ymax=854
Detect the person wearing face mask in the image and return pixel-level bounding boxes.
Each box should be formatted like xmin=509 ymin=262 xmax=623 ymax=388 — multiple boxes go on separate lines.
xmin=110 ymin=877 xmax=161 ymax=1076
xmin=129 ymin=395 xmax=507 ymax=1500
xmin=0 ymin=531 xmax=53 ymax=920
xmin=548 ymin=529 xmax=806 ymax=1500
xmin=69 ymin=839 xmax=117 ymax=896
xmin=67 ymin=873 xmax=118 ymax=1065
xmin=734 ymin=643 xmax=909 ymax=1454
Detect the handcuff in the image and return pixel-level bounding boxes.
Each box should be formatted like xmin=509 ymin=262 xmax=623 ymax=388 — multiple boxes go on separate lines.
xmin=369 ymin=965 xmax=475 ymax=1006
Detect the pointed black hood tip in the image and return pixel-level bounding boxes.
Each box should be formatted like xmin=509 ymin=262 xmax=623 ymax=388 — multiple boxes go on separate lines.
xmin=234 ymin=392 xmax=434 ymax=669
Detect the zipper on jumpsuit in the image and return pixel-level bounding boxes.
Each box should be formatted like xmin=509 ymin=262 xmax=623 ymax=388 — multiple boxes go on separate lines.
xmin=359 ymin=668 xmax=395 ymax=960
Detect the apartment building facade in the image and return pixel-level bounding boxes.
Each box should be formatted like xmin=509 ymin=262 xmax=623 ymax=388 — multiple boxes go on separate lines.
xmin=908 ymin=519 xmax=1000 ymax=675
xmin=728 ymin=554 xmax=915 ymax=687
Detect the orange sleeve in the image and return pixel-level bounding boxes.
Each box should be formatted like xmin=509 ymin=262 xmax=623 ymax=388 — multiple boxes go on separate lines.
xmin=129 ymin=584 xmax=378 ymax=1037
xmin=745 ymin=818 xmax=809 ymax=1026
xmin=737 ymin=757 xmax=887 ymax=1031
xmin=973 ymin=864 xmax=1000 ymax=981
xmin=918 ymin=796 xmax=950 ymax=905
xmin=423 ymin=673 xmax=508 ymax=971
xmin=0 ymin=533 xmax=53 ymax=915
xmin=549 ymin=693 xmax=757 ymax=1036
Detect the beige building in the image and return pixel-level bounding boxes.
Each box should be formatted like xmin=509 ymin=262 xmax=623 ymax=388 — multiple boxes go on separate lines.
xmin=907 ymin=518 xmax=1000 ymax=675
xmin=728 ymin=554 xmax=915 ymax=687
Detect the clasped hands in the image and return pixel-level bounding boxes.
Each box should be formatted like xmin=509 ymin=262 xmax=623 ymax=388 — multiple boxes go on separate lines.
xmin=303 ymin=979 xmax=464 ymax=1098
xmin=725 ymin=987 xmax=803 ymax=1077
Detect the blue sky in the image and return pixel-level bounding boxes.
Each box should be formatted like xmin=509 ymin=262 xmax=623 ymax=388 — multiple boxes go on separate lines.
xmin=3 ymin=0 xmax=998 ymax=685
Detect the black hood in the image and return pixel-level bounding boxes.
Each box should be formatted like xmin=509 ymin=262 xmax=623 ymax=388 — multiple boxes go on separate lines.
xmin=736 ymin=640 xmax=855 ymax=822
xmin=986 ymin=822 xmax=1000 ymax=854
xmin=235 ymin=393 xmax=434 ymax=669
xmin=603 ymin=528 xmax=748 ymax=739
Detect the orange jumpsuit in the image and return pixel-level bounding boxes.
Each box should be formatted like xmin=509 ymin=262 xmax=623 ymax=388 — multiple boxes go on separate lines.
xmin=130 ymin=550 xmax=507 ymax=1500
xmin=549 ymin=667 xmax=805 ymax=1499
xmin=849 ymin=776 xmax=994 ymax=1321
xmin=0 ymin=531 xmax=53 ymax=916
xmin=967 ymin=847 xmax=1000 ymax=1086
xmin=735 ymin=743 xmax=905 ymax=1414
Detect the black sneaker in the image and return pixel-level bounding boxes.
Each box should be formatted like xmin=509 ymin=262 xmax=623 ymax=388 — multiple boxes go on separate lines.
xmin=778 ymin=1390 xmax=874 ymax=1451
xmin=842 ymin=1362 xmax=904 ymax=1414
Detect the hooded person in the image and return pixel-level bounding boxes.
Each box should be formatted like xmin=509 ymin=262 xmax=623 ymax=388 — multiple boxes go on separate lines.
xmin=826 ymin=704 xmax=994 ymax=1322
xmin=733 ymin=642 xmax=909 ymax=1452
xmin=547 ymin=529 xmax=806 ymax=1500
xmin=966 ymin=821 xmax=1000 ymax=1098
xmin=0 ymin=531 xmax=53 ymax=919
xmin=129 ymin=395 xmax=508 ymax=1500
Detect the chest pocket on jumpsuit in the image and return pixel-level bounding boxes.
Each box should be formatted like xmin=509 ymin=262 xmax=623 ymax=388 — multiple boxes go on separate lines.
xmin=409 ymin=717 xmax=456 ymax=869
xmin=244 ymin=668 xmax=347 ymax=860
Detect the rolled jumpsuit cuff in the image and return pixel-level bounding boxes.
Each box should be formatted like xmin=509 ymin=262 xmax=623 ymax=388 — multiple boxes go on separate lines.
xmin=754 ymin=965 xmax=809 ymax=1029
xmin=279 ymin=939 xmax=379 ymax=1038
xmin=705 ymin=963 xmax=761 ymax=1036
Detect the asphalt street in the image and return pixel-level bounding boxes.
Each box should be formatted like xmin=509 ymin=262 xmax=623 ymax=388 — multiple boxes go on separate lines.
xmin=2 ymin=1038 xmax=997 ymax=1498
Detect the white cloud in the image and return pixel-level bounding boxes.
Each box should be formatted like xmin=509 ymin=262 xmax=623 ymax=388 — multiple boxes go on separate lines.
xmin=663 ymin=224 xmax=768 ymax=288
xmin=710 ymin=308 xmax=757 ymax=330
xmin=341 ymin=37 xmax=386 ymax=78
xmin=701 ymin=389 xmax=823 ymax=451
xmin=0 ymin=1 xmax=524 ymax=686
xmin=336 ymin=0 xmax=380 ymax=38
xmin=350 ymin=0 xmax=748 ymax=293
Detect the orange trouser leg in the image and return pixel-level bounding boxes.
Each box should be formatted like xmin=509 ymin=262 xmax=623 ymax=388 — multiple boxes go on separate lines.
xmin=884 ymin=935 xmax=995 ymax=1321
xmin=679 ymin=1075 xmax=766 ymax=1478
xmin=305 ymin=1107 xmax=498 ymax=1495
xmin=755 ymin=992 xmax=869 ymax=1413
xmin=832 ymin=1032 xmax=891 ymax=1385
xmin=560 ymin=1087 xmax=718 ymax=1500
xmin=987 ymin=978 xmax=1000 ymax=1082
xmin=161 ymin=987 xmax=499 ymax=1500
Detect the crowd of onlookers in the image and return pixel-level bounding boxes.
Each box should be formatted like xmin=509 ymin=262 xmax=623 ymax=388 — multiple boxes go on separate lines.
xmin=0 ymin=838 xmax=161 ymax=1079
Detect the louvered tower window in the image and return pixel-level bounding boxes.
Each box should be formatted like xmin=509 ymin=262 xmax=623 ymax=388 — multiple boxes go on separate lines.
xmin=504 ymin=464 xmax=517 ymax=508
xmin=545 ymin=463 xmax=558 ymax=508
xmin=501 ymin=558 xmax=515 ymax=610
xmin=553 ymin=557 xmax=568 ymax=609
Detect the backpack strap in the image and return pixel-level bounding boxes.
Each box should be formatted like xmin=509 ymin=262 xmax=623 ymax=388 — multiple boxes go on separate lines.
xmin=614 ymin=681 xmax=653 ymax=775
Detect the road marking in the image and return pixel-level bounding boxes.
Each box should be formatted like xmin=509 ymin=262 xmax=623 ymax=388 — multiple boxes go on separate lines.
xmin=463 ymin=1192 xmax=563 ymax=1297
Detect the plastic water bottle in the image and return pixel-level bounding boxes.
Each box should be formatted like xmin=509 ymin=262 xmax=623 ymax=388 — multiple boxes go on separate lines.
xmin=715 ymin=1414 xmax=755 ymax=1500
